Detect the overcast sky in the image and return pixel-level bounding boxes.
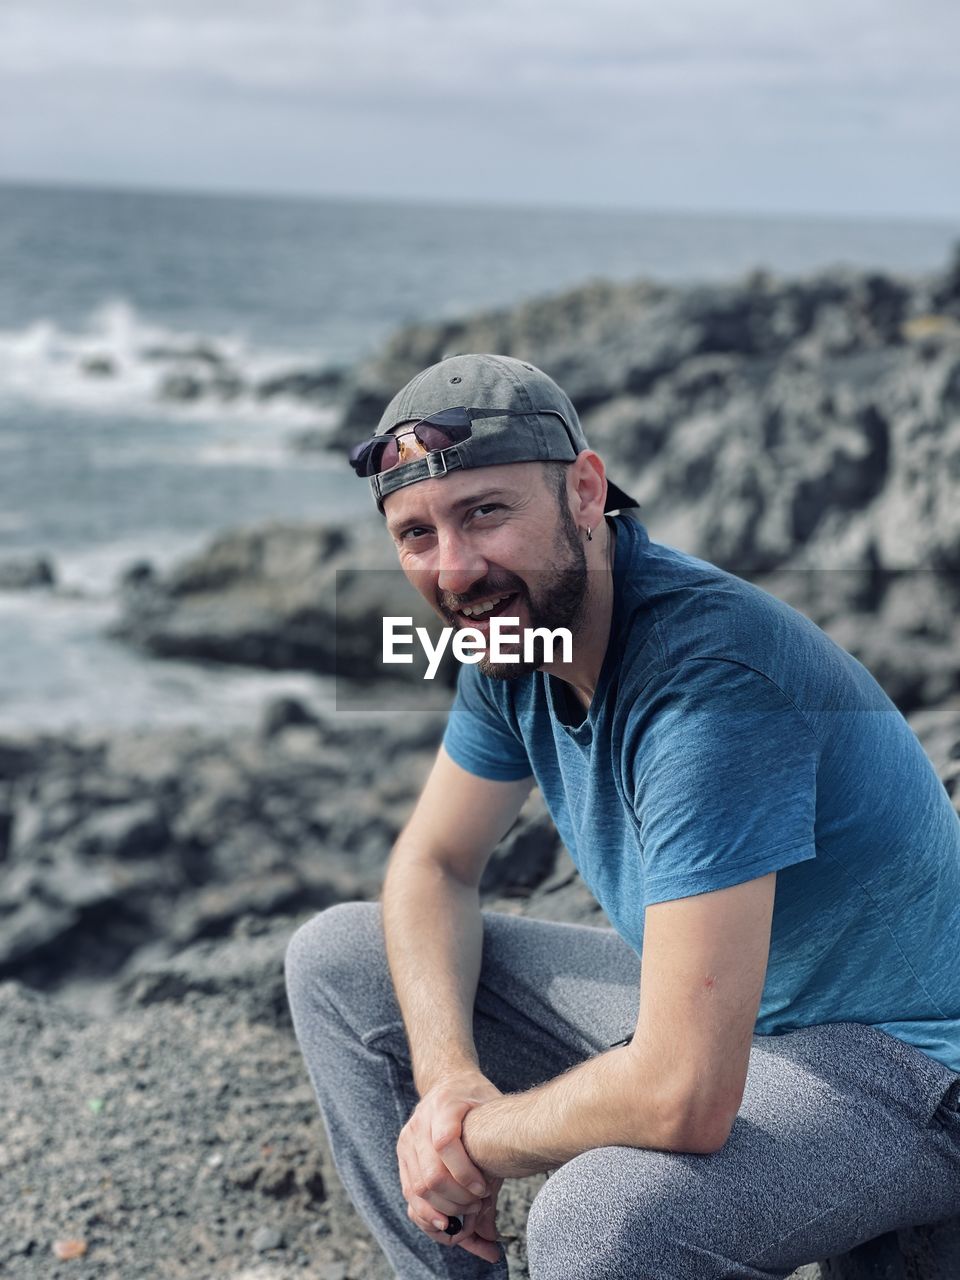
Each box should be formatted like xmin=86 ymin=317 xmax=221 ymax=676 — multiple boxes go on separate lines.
xmin=1 ymin=0 xmax=958 ymax=219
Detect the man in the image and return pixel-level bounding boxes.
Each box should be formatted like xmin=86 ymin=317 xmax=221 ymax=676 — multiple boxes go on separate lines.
xmin=285 ymin=353 xmax=960 ymax=1279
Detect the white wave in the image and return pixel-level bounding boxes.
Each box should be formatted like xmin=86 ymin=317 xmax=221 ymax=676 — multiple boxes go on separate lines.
xmin=52 ymin=532 xmax=211 ymax=597
xmin=78 ymin=409 xmax=339 ymax=473
xmin=0 ymin=298 xmax=343 ymax=426
xmin=0 ymin=588 xmax=338 ymax=732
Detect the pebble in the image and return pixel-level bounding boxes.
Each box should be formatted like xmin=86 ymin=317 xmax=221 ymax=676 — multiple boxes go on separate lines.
xmin=251 ymin=1225 xmax=284 ymax=1252
xmin=315 ymin=1264 xmax=348 ymax=1280
xmin=52 ymin=1237 xmax=88 ymax=1259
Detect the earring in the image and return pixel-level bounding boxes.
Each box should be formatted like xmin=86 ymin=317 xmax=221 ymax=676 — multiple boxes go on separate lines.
xmin=585 ymin=526 xmax=593 ymax=541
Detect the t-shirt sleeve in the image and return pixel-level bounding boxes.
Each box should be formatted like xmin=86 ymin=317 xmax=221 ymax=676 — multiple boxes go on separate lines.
xmin=628 ymin=658 xmax=820 ymax=906
xmin=442 ymin=661 xmax=533 ymax=782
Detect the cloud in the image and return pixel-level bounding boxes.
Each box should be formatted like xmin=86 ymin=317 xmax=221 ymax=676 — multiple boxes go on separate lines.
xmin=3 ymin=0 xmax=957 ymax=90
xmin=1 ymin=0 xmax=958 ymax=215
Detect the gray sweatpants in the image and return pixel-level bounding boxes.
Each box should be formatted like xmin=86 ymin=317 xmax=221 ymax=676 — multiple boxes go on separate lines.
xmin=284 ymin=900 xmax=960 ymax=1280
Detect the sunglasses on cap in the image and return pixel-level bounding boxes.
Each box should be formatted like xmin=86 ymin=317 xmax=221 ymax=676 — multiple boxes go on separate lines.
xmin=348 ymin=406 xmax=547 ymax=478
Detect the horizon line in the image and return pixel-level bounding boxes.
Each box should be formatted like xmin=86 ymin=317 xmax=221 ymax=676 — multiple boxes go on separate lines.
xmin=0 ymin=172 xmax=957 ymax=230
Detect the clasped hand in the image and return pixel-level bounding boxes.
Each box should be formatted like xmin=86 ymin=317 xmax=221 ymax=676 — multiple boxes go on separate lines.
xmin=397 ymin=1069 xmax=505 ymax=1265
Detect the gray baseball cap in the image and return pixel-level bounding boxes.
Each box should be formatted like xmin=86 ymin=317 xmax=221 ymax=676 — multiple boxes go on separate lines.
xmin=364 ymin=353 xmax=641 ymax=515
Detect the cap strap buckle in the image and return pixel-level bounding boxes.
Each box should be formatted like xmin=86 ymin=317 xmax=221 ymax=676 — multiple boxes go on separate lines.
xmin=426 ymin=444 xmax=464 ymax=477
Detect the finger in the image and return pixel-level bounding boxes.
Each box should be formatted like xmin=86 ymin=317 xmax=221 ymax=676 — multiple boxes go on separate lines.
xmin=471 ymin=1191 xmax=503 ymax=1259
xmin=405 ymin=1199 xmax=501 ymax=1265
xmin=399 ymin=1149 xmax=474 ymax=1215
xmin=430 ymin=1111 xmax=483 ymax=1177
xmin=404 ymin=1111 xmax=478 ymax=1208
xmin=406 ymin=1206 xmax=502 ymax=1267
xmin=402 ymin=1146 xmax=452 ymax=1226
xmin=428 ymin=1183 xmax=481 ymax=1213
xmin=477 ymin=1195 xmax=503 ymax=1248
xmin=415 ymin=1147 xmax=485 ymax=1210
xmin=442 ymin=1209 xmax=501 ymax=1264
xmin=475 ymin=1198 xmax=497 ymax=1236
xmin=456 ymin=1232 xmax=503 ymax=1265
xmin=408 ymin=1187 xmax=484 ymax=1223
xmin=433 ymin=1138 xmax=489 ymax=1197
xmin=407 ymin=1199 xmax=455 ymax=1241
xmin=404 ymin=1144 xmax=484 ymax=1219
xmin=397 ymin=1131 xmax=427 ymax=1204
xmin=397 ymin=1148 xmax=413 ymax=1203
xmin=431 ymin=1122 xmax=489 ymax=1197
xmin=407 ymin=1192 xmax=481 ymax=1233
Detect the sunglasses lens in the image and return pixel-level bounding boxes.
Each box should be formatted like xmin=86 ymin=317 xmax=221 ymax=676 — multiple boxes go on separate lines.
xmin=349 ymin=440 xmax=389 ymax=476
xmin=377 ymin=438 xmax=399 ymax=472
xmin=415 ymin=423 xmax=469 ymax=451
xmin=369 ymin=419 xmax=472 ymax=475
xmin=351 ymin=408 xmax=479 ymax=477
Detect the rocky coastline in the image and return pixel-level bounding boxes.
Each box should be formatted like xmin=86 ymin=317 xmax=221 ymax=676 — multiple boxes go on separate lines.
xmin=2 ymin=249 xmax=960 ymax=1278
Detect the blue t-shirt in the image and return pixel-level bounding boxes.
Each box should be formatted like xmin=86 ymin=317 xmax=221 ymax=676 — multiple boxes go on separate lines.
xmin=443 ymin=513 xmax=960 ymax=1073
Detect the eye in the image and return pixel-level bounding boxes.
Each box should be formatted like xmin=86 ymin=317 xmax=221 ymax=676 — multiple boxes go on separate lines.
xmin=472 ymin=504 xmax=502 ymax=518
xmin=399 ymin=525 xmax=430 ymax=543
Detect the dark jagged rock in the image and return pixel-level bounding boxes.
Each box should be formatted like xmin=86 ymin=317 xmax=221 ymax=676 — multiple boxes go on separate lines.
xmin=8 ymin=252 xmax=960 ymax=1279
xmin=324 ymin=264 xmax=924 ymax=448
xmin=111 ymin=520 xmax=461 ymax=688
xmin=117 ymin=558 xmax=155 ymax=591
xmin=79 ymin=352 xmax=116 ymax=377
xmin=0 ymin=692 xmax=955 ymax=1010
xmin=0 ymin=691 xmax=956 ymax=1279
xmin=932 ymin=241 xmax=960 ymax=315
xmin=111 ymin=523 xmax=358 ymax=669
xmin=0 ymin=555 xmax=56 ymax=590
xmin=157 ymin=361 xmax=246 ymax=403
xmin=308 ymin=258 xmax=960 ymax=592
xmin=109 ymin=254 xmax=960 ymax=720
xmin=115 ymin=920 xmax=294 ymax=1027
xmin=255 ymin=365 xmax=347 ymax=402
xmin=479 ymin=793 xmax=562 ymax=897
xmin=156 ymin=368 xmax=241 ymax=401
xmin=158 ymin=370 xmax=204 ymax=401
xmin=140 ymin=340 xmax=230 ymax=367
xmin=258 ymin=694 xmax=320 ymax=738
xmin=0 ymin=712 xmax=445 ymax=995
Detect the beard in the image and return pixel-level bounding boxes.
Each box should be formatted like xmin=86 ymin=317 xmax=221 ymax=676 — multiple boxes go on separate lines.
xmin=438 ymin=501 xmax=589 ymax=680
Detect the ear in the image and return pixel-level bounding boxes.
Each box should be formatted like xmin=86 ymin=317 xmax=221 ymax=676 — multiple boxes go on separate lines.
xmin=569 ymin=451 xmax=608 ymax=527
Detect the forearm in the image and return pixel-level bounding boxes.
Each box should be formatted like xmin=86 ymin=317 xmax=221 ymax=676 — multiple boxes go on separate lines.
xmin=461 ymin=1042 xmax=722 ymax=1179
xmin=380 ymin=849 xmax=485 ymax=1096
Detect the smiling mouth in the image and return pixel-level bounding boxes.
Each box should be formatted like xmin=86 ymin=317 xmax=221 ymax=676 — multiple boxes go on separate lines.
xmin=454 ymin=592 xmax=520 ymax=625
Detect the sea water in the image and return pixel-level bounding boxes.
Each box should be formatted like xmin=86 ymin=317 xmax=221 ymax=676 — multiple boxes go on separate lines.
xmin=0 ymin=180 xmax=955 ymax=730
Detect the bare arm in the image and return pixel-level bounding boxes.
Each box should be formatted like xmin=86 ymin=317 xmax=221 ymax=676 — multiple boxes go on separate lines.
xmin=381 ymin=744 xmax=533 ymax=1263
xmin=380 ymin=743 xmax=534 ymax=1094
xmin=462 ymin=872 xmax=778 ymax=1178
xmin=381 ymin=857 xmax=487 ymax=1094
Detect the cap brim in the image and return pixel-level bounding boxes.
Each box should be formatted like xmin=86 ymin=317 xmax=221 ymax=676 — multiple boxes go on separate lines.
xmin=604 ymin=478 xmax=641 ymax=513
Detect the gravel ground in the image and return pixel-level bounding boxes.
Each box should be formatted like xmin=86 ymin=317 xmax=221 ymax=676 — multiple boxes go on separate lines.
xmin=0 ymin=946 xmax=556 ymax=1280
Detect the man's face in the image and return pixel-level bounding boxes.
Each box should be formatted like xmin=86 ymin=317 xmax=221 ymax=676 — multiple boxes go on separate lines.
xmin=383 ymin=460 xmax=588 ymax=678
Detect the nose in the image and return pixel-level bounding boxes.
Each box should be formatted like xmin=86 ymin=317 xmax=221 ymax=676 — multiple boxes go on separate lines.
xmin=436 ymin=529 xmax=488 ymax=600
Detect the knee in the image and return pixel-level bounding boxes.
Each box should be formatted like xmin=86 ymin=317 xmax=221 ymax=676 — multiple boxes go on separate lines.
xmin=526 ymin=1149 xmax=688 ymax=1280
xmin=284 ymin=899 xmax=384 ymax=1018
xmin=527 ymin=1152 xmax=635 ymax=1280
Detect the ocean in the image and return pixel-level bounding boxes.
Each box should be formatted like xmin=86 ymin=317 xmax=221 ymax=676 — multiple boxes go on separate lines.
xmin=0 ymin=179 xmax=956 ymax=732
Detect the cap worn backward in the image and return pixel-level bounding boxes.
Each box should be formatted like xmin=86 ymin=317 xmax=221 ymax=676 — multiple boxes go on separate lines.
xmin=369 ymin=353 xmax=641 ymax=516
